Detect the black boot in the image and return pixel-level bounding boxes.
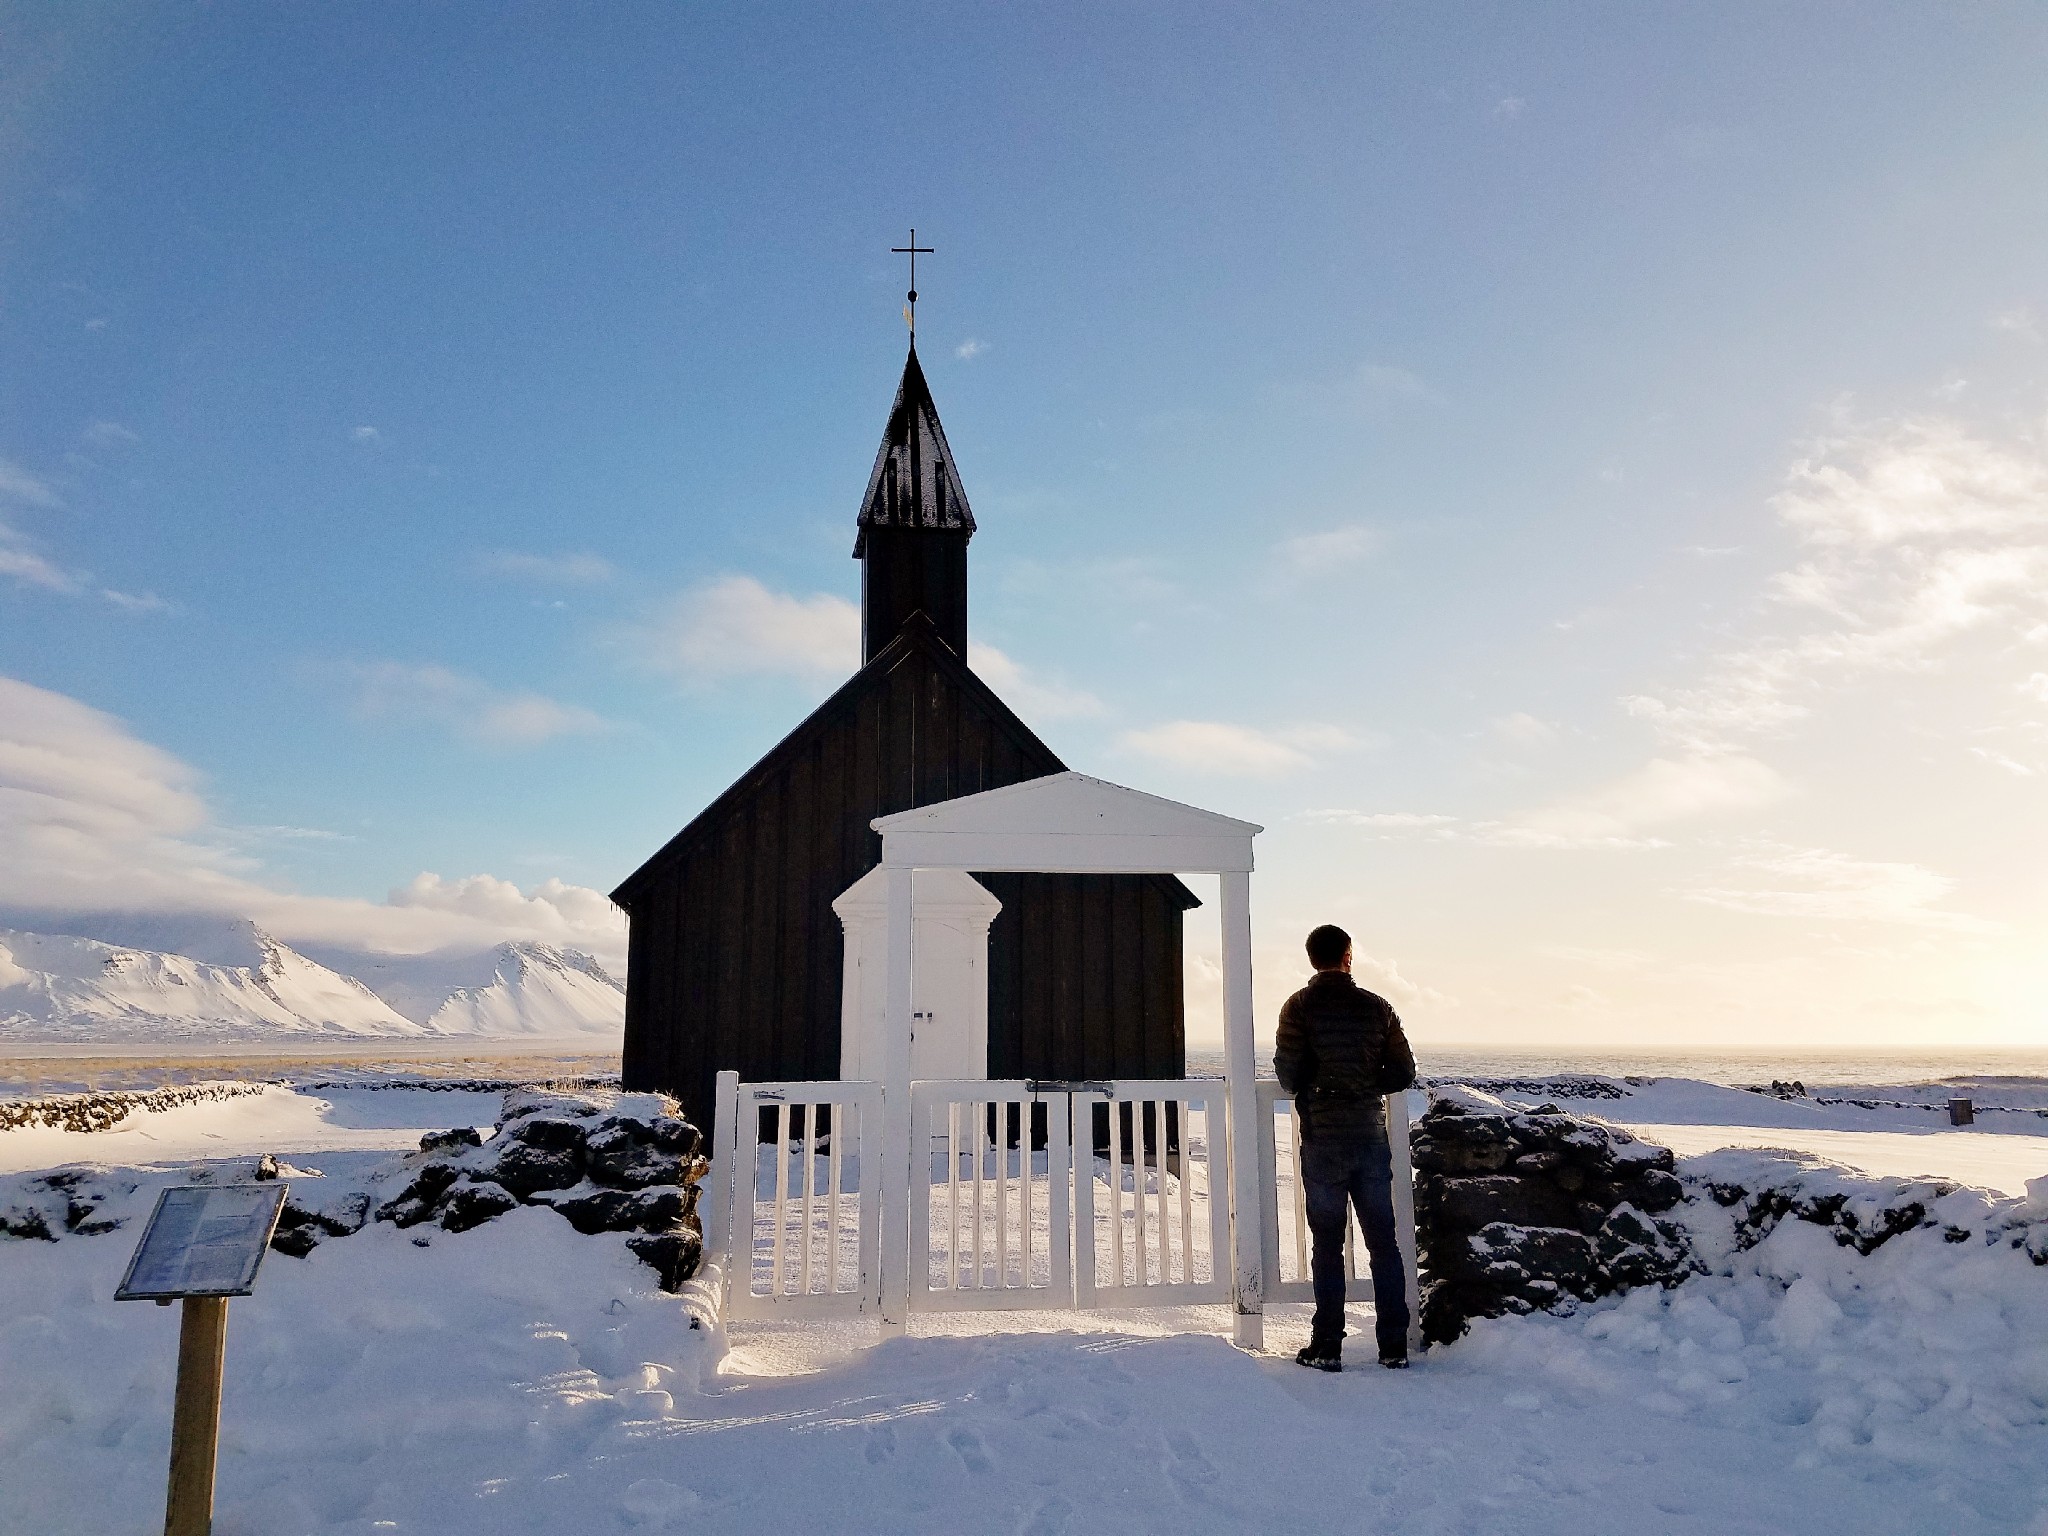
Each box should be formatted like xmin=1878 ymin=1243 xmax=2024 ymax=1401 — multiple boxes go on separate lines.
xmin=1294 ymin=1336 xmax=1342 ymax=1372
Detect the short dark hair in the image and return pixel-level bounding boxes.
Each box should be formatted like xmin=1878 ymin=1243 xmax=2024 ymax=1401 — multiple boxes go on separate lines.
xmin=1305 ymin=924 xmax=1351 ymax=970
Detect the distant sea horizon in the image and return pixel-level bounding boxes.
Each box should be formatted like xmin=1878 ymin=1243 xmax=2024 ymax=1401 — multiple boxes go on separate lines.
xmin=1185 ymin=1044 xmax=2048 ymax=1088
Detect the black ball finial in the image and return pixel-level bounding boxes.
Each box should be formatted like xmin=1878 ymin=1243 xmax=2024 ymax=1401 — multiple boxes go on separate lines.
xmin=907 ymin=290 xmax=917 ymax=304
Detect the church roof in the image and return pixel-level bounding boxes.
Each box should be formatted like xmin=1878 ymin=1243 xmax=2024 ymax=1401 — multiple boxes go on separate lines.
xmin=852 ymin=346 xmax=975 ymax=557
xmin=609 ymin=612 xmax=1201 ymax=913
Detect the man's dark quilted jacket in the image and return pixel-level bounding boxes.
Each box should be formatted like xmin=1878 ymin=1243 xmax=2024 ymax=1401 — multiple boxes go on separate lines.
xmin=1273 ymin=971 xmax=1416 ymax=1142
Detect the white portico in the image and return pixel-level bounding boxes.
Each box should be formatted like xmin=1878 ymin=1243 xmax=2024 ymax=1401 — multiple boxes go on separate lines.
xmin=867 ymin=771 xmax=1268 ymax=1346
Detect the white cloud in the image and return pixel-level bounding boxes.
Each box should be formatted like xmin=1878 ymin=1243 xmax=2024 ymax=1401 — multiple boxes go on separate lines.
xmin=955 ymin=338 xmax=987 ymax=361
xmin=644 ymin=575 xmax=860 ymax=682
xmin=1312 ymin=753 xmax=1785 ymax=850
xmin=1119 ymin=720 xmax=1357 ymax=777
xmin=1626 ymin=414 xmax=2048 ymax=752
xmin=1685 ymin=845 xmax=1997 ymax=932
xmin=1491 ymin=712 xmax=1559 ymax=750
xmin=0 ymin=541 xmax=77 ymax=593
xmin=99 ymin=588 xmax=171 ymax=614
xmin=1349 ymin=363 xmax=1439 ymax=407
xmin=483 ymin=550 xmax=615 ymax=585
xmin=1350 ymin=951 xmax=1453 ymax=1010
xmin=345 ymin=662 xmax=608 ymax=747
xmin=1274 ymin=524 xmax=1378 ymax=576
xmin=80 ymin=420 xmax=139 ymax=449
xmin=1516 ymin=753 xmax=1789 ymax=842
xmin=1495 ymin=96 xmax=1526 ymax=119
xmin=1992 ymin=306 xmax=2040 ymax=343
xmin=0 ymin=672 xmax=623 ymax=965
xmin=968 ymin=643 xmax=1107 ymax=720
xmin=1303 ymin=810 xmax=1457 ymax=830
xmin=1968 ymin=747 xmax=2034 ymax=777
xmin=0 ymin=458 xmax=62 ymax=509
xmin=388 ymin=873 xmax=623 ymax=945
xmin=0 ymin=456 xmax=168 ymax=611
xmin=351 ymin=426 xmax=381 ymax=443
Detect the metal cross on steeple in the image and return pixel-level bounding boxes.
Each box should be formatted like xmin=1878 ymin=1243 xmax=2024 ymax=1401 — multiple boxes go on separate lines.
xmin=892 ymin=229 xmax=934 ymax=343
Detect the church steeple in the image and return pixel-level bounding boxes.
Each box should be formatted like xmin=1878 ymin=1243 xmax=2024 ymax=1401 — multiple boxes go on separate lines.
xmin=854 ymin=344 xmax=975 ymax=663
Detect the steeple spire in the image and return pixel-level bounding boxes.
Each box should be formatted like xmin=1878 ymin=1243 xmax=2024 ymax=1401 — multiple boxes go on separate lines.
xmin=854 ymin=347 xmax=975 ymax=662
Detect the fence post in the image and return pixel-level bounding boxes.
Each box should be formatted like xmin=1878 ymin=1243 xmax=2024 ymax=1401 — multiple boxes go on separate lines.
xmin=708 ymin=1071 xmax=741 ymax=1307
xmin=1386 ymin=1090 xmax=1423 ymax=1355
xmin=877 ymin=861 xmax=916 ymax=1335
xmin=1219 ymin=869 xmax=1264 ymax=1350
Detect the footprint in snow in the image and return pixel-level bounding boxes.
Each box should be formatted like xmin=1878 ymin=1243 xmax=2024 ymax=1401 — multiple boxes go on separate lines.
xmin=1165 ymin=1428 xmax=1221 ymax=1500
xmin=947 ymin=1425 xmax=994 ymax=1473
xmin=864 ymin=1424 xmax=897 ymax=1465
xmin=1018 ymin=1495 xmax=1073 ymax=1535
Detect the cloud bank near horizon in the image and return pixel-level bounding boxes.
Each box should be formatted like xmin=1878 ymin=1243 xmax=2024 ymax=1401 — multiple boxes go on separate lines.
xmin=0 ymin=676 xmax=625 ymax=967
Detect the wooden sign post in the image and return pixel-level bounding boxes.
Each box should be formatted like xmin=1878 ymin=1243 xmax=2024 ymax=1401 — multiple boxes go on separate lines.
xmin=117 ymin=1184 xmax=288 ymax=1536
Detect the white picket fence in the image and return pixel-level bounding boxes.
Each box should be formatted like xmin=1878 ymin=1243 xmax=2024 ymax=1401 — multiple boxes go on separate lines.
xmin=1253 ymin=1082 xmax=1424 ymax=1352
xmin=706 ymin=1070 xmax=1415 ymax=1342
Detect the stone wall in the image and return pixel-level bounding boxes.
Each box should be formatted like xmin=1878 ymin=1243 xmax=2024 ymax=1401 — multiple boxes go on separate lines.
xmin=1412 ymin=1085 xmax=1695 ymax=1343
xmin=276 ymin=1088 xmax=710 ymax=1290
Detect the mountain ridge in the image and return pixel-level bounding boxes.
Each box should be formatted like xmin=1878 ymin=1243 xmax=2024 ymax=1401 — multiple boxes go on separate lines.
xmin=0 ymin=924 xmax=624 ymax=1044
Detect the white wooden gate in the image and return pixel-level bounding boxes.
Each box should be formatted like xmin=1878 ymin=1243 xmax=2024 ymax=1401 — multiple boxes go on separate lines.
xmin=1073 ymin=1080 xmax=1231 ymax=1307
xmin=714 ymin=1075 xmax=884 ymax=1320
xmin=908 ymin=1080 xmax=1072 ymax=1310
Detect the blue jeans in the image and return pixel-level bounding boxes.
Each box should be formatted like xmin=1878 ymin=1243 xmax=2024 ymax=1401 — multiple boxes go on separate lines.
xmin=1300 ymin=1133 xmax=1410 ymax=1359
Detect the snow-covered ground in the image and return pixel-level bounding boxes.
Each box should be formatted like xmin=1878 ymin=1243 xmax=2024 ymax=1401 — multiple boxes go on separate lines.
xmin=1476 ymin=1073 xmax=2048 ymax=1198
xmin=2 ymin=1078 xmax=2045 ymax=1534
xmin=0 ymin=1083 xmax=508 ymax=1174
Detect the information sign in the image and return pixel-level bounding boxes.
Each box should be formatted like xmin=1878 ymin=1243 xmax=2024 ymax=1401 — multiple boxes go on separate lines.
xmin=116 ymin=1184 xmax=288 ymax=1302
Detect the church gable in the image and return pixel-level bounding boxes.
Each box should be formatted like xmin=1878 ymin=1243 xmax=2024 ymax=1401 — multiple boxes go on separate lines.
xmin=611 ymin=613 xmax=1065 ymax=912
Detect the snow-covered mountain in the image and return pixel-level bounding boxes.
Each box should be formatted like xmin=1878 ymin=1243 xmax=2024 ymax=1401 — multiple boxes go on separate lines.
xmin=0 ymin=919 xmax=625 ymax=1044
xmin=0 ymin=925 xmax=428 ymax=1042
xmin=303 ymin=942 xmax=626 ymax=1038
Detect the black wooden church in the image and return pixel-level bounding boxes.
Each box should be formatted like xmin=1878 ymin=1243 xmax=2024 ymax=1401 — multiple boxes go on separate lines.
xmin=613 ymin=345 xmax=1197 ymax=1129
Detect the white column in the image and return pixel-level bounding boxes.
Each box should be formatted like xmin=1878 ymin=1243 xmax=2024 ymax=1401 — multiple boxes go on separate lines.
xmin=877 ymin=860 xmax=916 ymax=1334
xmin=1219 ymin=868 xmax=1264 ymax=1350
xmin=708 ymin=1070 xmax=741 ymax=1298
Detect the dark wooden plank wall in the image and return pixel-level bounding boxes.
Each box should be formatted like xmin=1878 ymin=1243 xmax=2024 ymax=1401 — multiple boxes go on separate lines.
xmin=620 ymin=641 xmax=1192 ymax=1131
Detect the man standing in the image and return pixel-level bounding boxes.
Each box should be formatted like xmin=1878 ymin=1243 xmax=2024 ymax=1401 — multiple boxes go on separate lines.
xmin=1273 ymin=923 xmax=1417 ymax=1371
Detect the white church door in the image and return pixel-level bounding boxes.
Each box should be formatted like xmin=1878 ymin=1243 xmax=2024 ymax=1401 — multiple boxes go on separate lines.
xmin=833 ymin=867 xmax=1000 ymax=1084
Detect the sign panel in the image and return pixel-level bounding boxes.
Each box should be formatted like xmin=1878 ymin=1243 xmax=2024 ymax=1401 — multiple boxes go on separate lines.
xmin=116 ymin=1185 xmax=288 ymax=1302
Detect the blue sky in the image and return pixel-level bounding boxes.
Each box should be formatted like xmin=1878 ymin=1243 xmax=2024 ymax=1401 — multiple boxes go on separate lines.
xmin=3 ymin=4 xmax=2046 ymax=1049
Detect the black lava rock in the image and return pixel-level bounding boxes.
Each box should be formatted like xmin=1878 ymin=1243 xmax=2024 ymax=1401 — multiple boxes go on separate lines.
xmin=588 ymin=1139 xmax=684 ymax=1191
xmin=626 ymin=1229 xmax=703 ymax=1293
xmin=507 ymin=1117 xmax=589 ymax=1153
xmin=492 ymin=1143 xmax=584 ymax=1198
xmin=440 ymin=1180 xmax=520 ymax=1234
xmin=1413 ymin=1088 xmax=1695 ymax=1344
